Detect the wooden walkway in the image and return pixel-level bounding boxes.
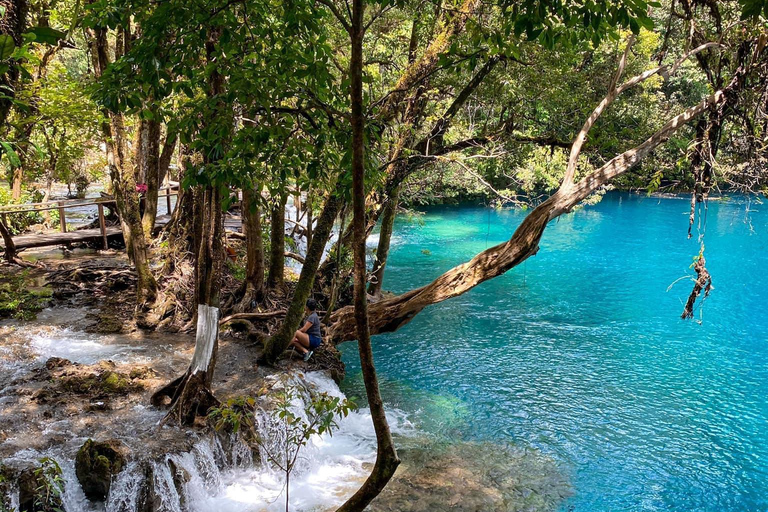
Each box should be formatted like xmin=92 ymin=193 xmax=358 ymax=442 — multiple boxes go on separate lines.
xmin=0 ymin=214 xmax=245 ymax=251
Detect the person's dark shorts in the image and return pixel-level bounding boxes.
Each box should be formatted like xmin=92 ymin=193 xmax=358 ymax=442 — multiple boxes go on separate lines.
xmin=309 ymin=335 xmax=322 ymax=349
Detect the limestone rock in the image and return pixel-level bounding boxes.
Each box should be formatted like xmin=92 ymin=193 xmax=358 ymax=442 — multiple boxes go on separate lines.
xmin=75 ymin=439 xmax=126 ymax=501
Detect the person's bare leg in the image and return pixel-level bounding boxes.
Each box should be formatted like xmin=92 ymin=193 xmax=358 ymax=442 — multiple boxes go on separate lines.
xmin=290 ymin=338 xmax=308 ymax=355
xmin=294 ymin=331 xmax=310 ymax=348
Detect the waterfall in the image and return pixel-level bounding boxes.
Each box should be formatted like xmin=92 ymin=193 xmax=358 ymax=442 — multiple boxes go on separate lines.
xmin=1 ymin=371 xmax=413 ymax=512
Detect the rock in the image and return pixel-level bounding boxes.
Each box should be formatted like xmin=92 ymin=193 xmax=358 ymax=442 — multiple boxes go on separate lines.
xmin=44 ymin=357 xmax=72 ymax=371
xmin=128 ymin=366 xmax=156 ymax=380
xmin=75 ymin=439 xmax=126 ymax=501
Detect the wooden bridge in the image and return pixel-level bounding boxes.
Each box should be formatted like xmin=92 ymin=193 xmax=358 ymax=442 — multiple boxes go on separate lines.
xmin=0 ymin=188 xmax=183 ymax=251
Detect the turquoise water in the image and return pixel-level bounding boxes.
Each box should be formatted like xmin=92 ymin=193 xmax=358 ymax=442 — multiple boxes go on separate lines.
xmin=339 ymin=193 xmax=768 ymax=512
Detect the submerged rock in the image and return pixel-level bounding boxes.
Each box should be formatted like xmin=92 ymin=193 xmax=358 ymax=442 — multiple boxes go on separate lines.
xmin=368 ymin=442 xmax=571 ymax=512
xmin=75 ymin=439 xmax=126 ymax=501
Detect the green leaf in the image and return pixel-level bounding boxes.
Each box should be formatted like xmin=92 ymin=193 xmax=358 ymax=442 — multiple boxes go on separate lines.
xmin=0 ymin=141 xmax=21 ymax=168
xmin=25 ymin=26 xmax=67 ymax=45
xmin=0 ymin=35 xmax=16 ymax=60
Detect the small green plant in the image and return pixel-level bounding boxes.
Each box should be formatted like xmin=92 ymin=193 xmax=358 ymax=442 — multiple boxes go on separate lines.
xmin=260 ymin=386 xmax=356 ymax=512
xmin=0 ymin=271 xmax=51 ymax=320
xmin=208 ymin=396 xmax=257 ymax=434
xmin=226 ymin=259 xmax=247 ymax=281
xmin=32 ymin=457 xmax=64 ymax=512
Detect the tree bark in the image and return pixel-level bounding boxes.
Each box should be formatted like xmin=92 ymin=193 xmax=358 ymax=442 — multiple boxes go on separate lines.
xmin=368 ymin=185 xmax=399 ymax=297
xmin=86 ymin=24 xmax=157 ymax=306
xmin=336 ymin=0 xmax=400 ymax=509
xmin=329 ymin=87 xmax=732 ymax=345
xmin=235 ymin=186 xmax=265 ymax=311
xmin=267 ymin=191 xmax=287 ymax=289
xmin=261 ymin=191 xmax=342 ymax=363
xmin=141 ymin=117 xmax=161 ymax=237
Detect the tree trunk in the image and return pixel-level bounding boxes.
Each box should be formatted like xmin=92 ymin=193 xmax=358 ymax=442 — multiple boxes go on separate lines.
xmin=86 ymin=24 xmax=157 ymax=306
xmin=267 ymin=191 xmax=287 ymax=289
xmin=11 ymin=167 xmax=23 ymax=200
xmin=261 ymin=191 xmax=342 ymax=363
xmin=368 ymin=185 xmax=400 ymax=297
xmin=151 ymin=304 xmax=220 ymax=425
xmin=158 ymin=130 xmax=178 ymax=187
xmin=151 ymin=24 xmax=228 ymax=424
xmin=235 ymin=186 xmax=265 ymax=311
xmin=0 ymin=218 xmax=33 ymax=267
xmin=326 ymin=36 xmax=758 ymax=344
xmin=141 ymin=117 xmax=161 ymax=237
xmin=336 ymin=1 xmax=400 ymax=510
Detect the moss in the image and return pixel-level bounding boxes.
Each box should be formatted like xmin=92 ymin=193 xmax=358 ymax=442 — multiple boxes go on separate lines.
xmin=75 ymin=439 xmax=126 ymax=501
xmin=59 ymin=370 xmax=143 ymax=396
xmin=0 ymin=271 xmax=51 ymax=321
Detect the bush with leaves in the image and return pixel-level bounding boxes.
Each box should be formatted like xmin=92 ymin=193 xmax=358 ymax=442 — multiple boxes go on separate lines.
xmin=0 ymin=270 xmax=51 ymax=320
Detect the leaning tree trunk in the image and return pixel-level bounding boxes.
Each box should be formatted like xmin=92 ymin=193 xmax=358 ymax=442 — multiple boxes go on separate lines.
xmin=261 ymin=191 xmax=342 ymax=363
xmin=235 ymin=186 xmax=265 ymax=312
xmin=267 ymin=191 xmax=287 ymax=289
xmin=336 ymin=1 xmax=400 ymax=510
xmin=0 ymin=219 xmax=33 ymax=267
xmin=329 ymin=38 xmax=751 ymax=344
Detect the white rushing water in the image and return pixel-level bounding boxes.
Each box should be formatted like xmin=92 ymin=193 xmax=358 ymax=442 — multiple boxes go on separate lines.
xmin=2 ymin=364 xmax=415 ymax=512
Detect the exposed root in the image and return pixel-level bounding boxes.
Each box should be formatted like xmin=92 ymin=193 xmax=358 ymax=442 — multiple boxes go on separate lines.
xmin=153 ymin=371 xmax=220 ymax=427
xmin=681 ymin=250 xmax=712 ymax=320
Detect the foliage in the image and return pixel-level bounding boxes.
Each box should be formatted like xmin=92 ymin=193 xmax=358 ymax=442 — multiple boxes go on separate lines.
xmin=0 ymin=187 xmax=59 ymax=233
xmin=32 ymin=457 xmax=64 ymax=512
xmin=260 ymin=385 xmax=355 ymax=512
xmin=208 ymin=396 xmax=257 ymax=434
xmin=0 ymin=270 xmax=51 ymax=320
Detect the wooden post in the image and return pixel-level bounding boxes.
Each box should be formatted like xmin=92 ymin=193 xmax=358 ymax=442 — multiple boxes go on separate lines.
xmin=165 ymin=187 xmax=172 ymax=214
xmin=98 ymin=203 xmax=108 ymax=249
xmin=58 ymin=202 xmax=67 ymax=233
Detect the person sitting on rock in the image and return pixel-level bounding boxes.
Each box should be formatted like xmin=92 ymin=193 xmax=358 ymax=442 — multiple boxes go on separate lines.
xmin=289 ymin=299 xmax=323 ymax=361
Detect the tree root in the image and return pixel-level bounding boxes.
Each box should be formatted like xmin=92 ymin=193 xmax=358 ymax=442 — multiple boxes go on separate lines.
xmin=152 ymin=370 xmax=219 ymax=426
xmin=681 ymin=252 xmax=712 ymax=320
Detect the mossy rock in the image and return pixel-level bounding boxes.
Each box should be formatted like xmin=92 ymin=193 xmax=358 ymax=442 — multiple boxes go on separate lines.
xmin=59 ymin=370 xmax=143 ymax=396
xmin=75 ymin=439 xmax=126 ymax=501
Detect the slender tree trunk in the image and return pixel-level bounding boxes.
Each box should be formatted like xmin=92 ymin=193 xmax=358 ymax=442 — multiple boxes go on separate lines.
xmin=368 ymin=185 xmax=400 ymax=297
xmin=86 ymin=24 xmax=157 ymax=306
xmin=151 ymin=25 xmax=227 ymax=424
xmin=267 ymin=191 xmax=287 ymax=289
xmin=336 ymin=2 xmax=400 ymax=510
xmin=141 ymin=117 xmax=161 ymax=237
xmin=235 ymin=186 xmax=265 ymax=311
xmin=261 ymin=191 xmax=342 ymax=363
xmin=158 ymin=131 xmax=178 ymax=187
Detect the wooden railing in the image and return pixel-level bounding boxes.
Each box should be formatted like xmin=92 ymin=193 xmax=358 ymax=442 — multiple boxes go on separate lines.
xmin=0 ymin=186 xmax=179 ymax=250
